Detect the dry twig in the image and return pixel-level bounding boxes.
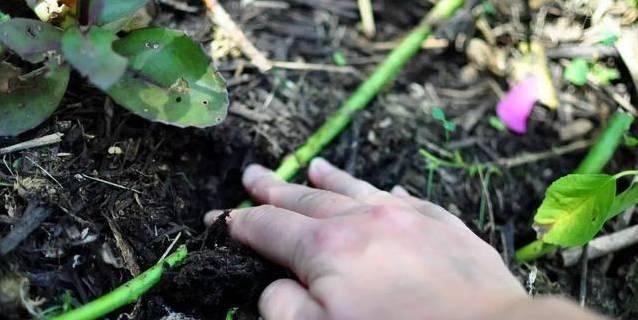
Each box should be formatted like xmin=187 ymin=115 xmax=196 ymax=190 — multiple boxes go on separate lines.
xmin=202 ymin=0 xmax=273 ymax=72
xmin=561 ymin=224 xmax=638 ymax=267
xmin=357 ymin=0 xmax=376 ymax=38
xmin=0 ymin=133 xmax=64 ymax=155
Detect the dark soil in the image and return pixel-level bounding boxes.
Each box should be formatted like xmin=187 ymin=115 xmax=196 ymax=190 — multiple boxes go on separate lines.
xmin=1 ymin=0 xmax=638 ymax=319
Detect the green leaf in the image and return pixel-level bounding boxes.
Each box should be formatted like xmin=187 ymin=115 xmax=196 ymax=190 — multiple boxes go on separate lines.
xmin=599 ymin=31 xmax=620 ymax=46
xmin=533 ymin=174 xmax=616 ymax=246
xmin=79 ymin=0 xmax=149 ymax=26
xmin=432 ymin=107 xmax=446 ymax=121
xmin=0 ymin=10 xmax=9 ymax=23
xmin=0 ymin=18 xmax=62 ymax=63
xmin=590 ymin=64 xmax=620 ymax=86
xmin=0 ymin=10 xmax=8 ymax=56
xmin=564 ymin=58 xmax=589 ymax=86
xmin=107 ymin=27 xmax=229 ymax=128
xmin=443 ymin=121 xmax=456 ymax=132
xmin=625 ymin=134 xmax=638 ymax=147
xmin=609 ymin=183 xmax=638 ymax=219
xmin=0 ymin=63 xmax=70 ymax=136
xmin=488 ymin=115 xmax=507 ymax=132
xmin=62 ymin=25 xmax=127 ymax=90
xmin=333 ymin=52 xmax=348 ymax=66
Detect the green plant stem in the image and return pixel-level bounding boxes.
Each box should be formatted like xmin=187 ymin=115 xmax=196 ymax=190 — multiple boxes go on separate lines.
xmin=574 ymin=112 xmax=634 ymax=174
xmin=609 ymin=183 xmax=638 ymax=219
xmin=515 ymin=112 xmax=635 ymax=262
xmin=52 ymin=245 xmax=188 ymax=320
xmin=612 ymin=170 xmax=638 ymax=180
xmin=238 ymin=0 xmax=464 ymax=208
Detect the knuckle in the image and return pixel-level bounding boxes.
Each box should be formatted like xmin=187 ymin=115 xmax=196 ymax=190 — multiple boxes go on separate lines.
xmin=367 ymin=204 xmax=412 ymax=226
xmin=230 ymin=205 xmax=272 ymax=233
xmin=297 ymin=189 xmax=325 ymax=204
xmin=307 ymin=222 xmax=359 ymax=254
xmin=296 ymin=191 xmax=339 ymax=217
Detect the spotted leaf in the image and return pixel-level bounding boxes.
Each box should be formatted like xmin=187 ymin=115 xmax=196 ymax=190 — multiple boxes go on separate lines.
xmin=107 ymin=27 xmax=229 ymax=128
xmin=0 ymin=18 xmax=62 ymax=63
xmin=62 ymin=25 xmax=127 ymax=90
xmin=0 ymin=63 xmax=70 ymax=136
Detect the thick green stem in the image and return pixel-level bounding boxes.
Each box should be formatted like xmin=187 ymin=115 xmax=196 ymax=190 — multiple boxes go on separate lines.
xmin=274 ymin=0 xmax=464 ymax=181
xmin=52 ymin=245 xmax=188 ymax=320
xmin=574 ymin=112 xmax=634 ymax=174
xmin=515 ymin=240 xmax=557 ymax=263
xmin=515 ymin=112 xmax=635 ymax=262
xmin=238 ymin=0 xmax=464 ymax=208
xmin=612 ymin=170 xmax=638 ymax=180
xmin=609 ymin=183 xmax=638 ymax=219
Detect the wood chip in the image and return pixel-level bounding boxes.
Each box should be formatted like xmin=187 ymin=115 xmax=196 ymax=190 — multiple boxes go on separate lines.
xmin=616 ymin=28 xmax=638 ymax=95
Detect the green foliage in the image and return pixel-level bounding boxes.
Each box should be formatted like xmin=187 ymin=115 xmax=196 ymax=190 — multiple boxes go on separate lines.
xmin=534 ymin=174 xmax=616 ymax=246
xmin=0 ymin=63 xmax=70 ymax=136
xmin=488 ymin=116 xmax=507 ymax=132
xmin=225 ymin=307 xmax=239 ymax=320
xmin=564 ymin=58 xmax=589 ymax=86
xmin=62 ymin=25 xmax=127 ymax=90
xmin=432 ymin=107 xmax=456 ymax=139
xmin=333 ymin=51 xmax=348 ymax=66
xmin=108 ymin=28 xmax=228 ymax=127
xmin=0 ymin=18 xmax=62 ymax=63
xmin=533 ymin=171 xmax=638 ymax=247
xmin=564 ymin=59 xmax=620 ymax=87
xmin=625 ymin=134 xmax=638 ymax=147
xmin=79 ymin=0 xmax=149 ymax=26
xmin=0 ymin=1 xmax=229 ymax=136
xmin=590 ymin=63 xmax=620 ymax=86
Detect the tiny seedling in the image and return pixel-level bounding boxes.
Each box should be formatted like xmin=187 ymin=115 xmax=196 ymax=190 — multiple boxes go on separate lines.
xmin=488 ymin=115 xmax=507 ymax=132
xmin=564 ymin=58 xmax=589 ymax=86
xmin=419 ymin=148 xmax=500 ymax=229
xmin=625 ymin=134 xmax=638 ymax=147
xmin=432 ymin=107 xmax=456 ymax=141
xmin=0 ymin=1 xmax=229 ymax=137
xmin=332 ymin=51 xmax=348 ymax=66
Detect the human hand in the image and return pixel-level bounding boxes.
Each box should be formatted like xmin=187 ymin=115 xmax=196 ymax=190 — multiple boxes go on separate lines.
xmin=205 ymin=158 xmax=531 ymax=319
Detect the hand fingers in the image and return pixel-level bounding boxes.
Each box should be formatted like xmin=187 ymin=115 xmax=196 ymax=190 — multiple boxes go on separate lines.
xmin=259 ymin=279 xmax=325 ymax=320
xmin=308 ymin=158 xmax=381 ymax=199
xmin=391 ymin=185 xmax=469 ymax=229
xmin=243 ymin=164 xmax=362 ymax=218
xmin=206 ymin=206 xmax=316 ymax=273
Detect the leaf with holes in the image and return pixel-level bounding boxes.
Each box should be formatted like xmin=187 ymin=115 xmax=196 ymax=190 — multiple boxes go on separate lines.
xmin=0 ymin=63 xmax=70 ymax=136
xmin=533 ymin=174 xmax=616 ymax=246
xmin=0 ymin=18 xmax=62 ymax=63
xmin=78 ymin=0 xmax=149 ymax=26
xmin=107 ymin=27 xmax=229 ymax=128
xmin=62 ymin=25 xmax=127 ymax=90
xmin=0 ymin=10 xmax=8 ymax=55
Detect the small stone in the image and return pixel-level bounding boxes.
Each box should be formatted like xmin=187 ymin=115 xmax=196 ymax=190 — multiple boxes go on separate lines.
xmin=558 ymin=119 xmax=594 ymax=141
xmin=107 ymin=146 xmax=123 ymax=155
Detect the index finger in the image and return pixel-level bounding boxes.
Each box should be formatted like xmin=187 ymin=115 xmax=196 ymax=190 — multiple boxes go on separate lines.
xmin=207 ymin=205 xmax=317 ymax=277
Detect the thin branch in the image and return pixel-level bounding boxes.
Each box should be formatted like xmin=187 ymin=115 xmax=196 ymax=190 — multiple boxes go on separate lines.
xmin=202 ymin=0 xmax=273 ymax=72
xmin=0 ymin=133 xmax=64 ymax=155
xmin=357 ymin=0 xmax=376 ymax=38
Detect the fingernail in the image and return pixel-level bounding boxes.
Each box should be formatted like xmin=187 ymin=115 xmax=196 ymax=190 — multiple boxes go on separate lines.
xmin=391 ymin=185 xmax=410 ymax=196
xmin=309 ymin=157 xmax=335 ymax=176
xmin=242 ymin=164 xmax=271 ymax=186
xmin=204 ymin=210 xmax=225 ymax=226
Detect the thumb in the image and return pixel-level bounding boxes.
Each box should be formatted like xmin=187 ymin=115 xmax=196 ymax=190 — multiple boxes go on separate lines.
xmin=259 ymin=279 xmax=325 ymax=320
